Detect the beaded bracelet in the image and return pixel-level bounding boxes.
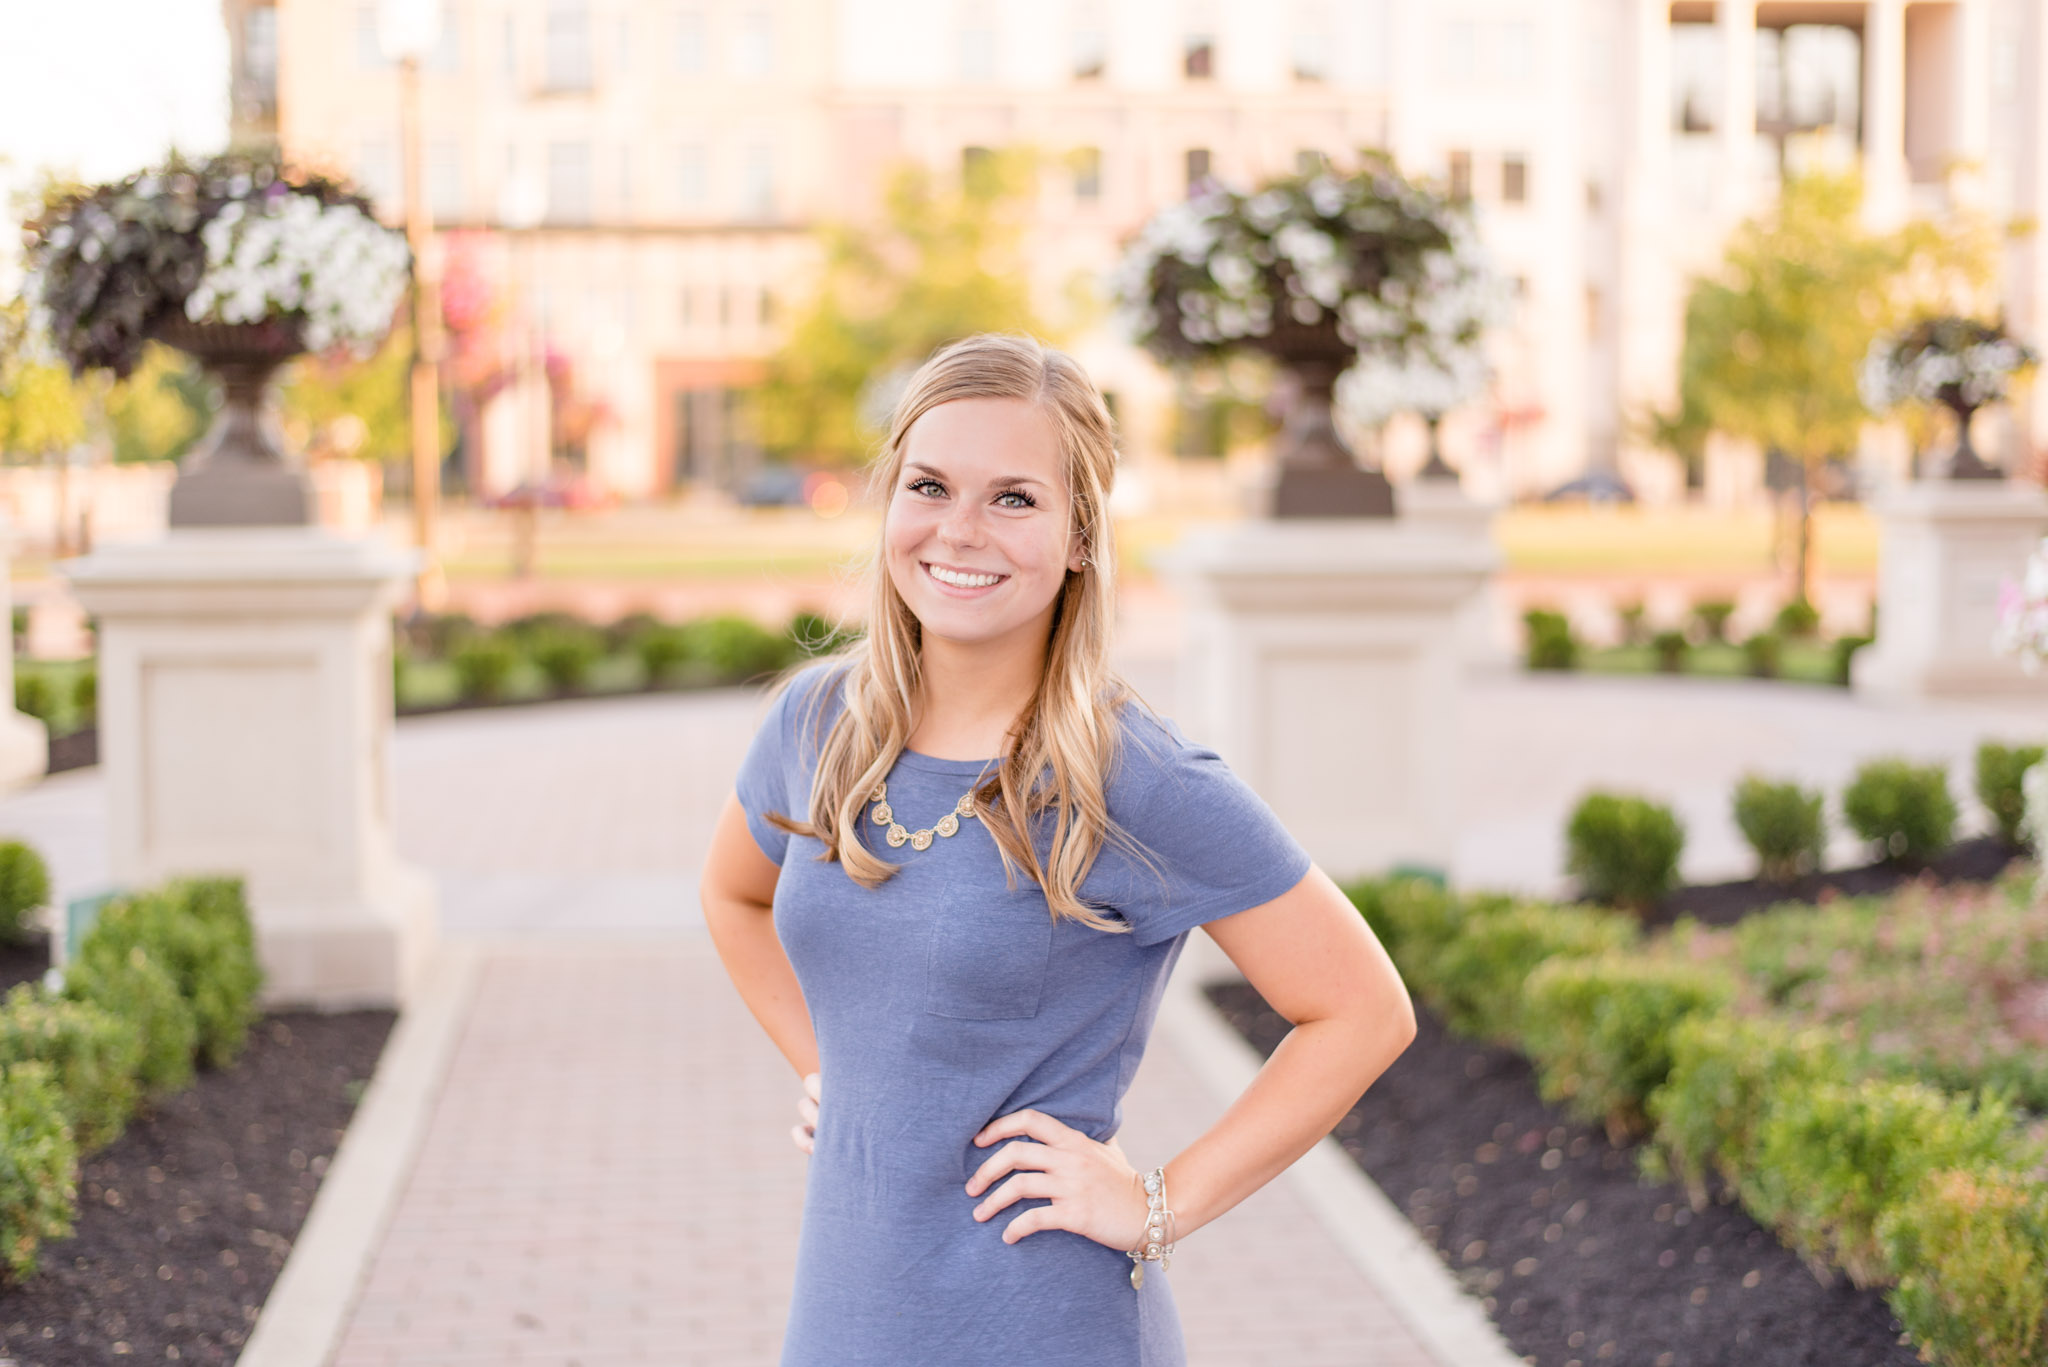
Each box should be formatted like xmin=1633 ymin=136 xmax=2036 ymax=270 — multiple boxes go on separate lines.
xmin=1127 ymin=1166 xmax=1176 ymax=1289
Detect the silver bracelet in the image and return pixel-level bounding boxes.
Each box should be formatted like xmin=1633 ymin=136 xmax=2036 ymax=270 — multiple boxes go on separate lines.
xmin=1126 ymin=1165 xmax=1176 ymax=1289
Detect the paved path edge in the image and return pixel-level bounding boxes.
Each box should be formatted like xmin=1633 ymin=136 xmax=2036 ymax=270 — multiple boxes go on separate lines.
xmin=236 ymin=940 xmax=483 ymax=1367
xmin=1159 ymin=939 xmax=1528 ymax=1367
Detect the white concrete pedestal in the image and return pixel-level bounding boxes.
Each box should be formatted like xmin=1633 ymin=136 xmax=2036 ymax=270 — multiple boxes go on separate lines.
xmin=1853 ymin=481 xmax=2048 ymax=700
xmin=59 ymin=530 xmax=437 ymax=1008
xmin=1162 ymin=520 xmax=1497 ymax=883
xmin=1397 ymin=480 xmax=1509 ymax=667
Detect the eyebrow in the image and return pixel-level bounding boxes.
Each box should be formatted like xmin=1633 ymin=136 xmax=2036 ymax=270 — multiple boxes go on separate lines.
xmin=904 ymin=462 xmax=1049 ymax=490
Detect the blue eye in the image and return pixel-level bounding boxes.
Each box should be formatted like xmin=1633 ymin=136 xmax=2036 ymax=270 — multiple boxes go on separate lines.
xmin=907 ymin=477 xmax=945 ymax=497
xmin=995 ymin=489 xmax=1037 ymax=509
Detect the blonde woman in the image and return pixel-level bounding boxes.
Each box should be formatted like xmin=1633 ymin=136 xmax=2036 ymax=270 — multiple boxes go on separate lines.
xmin=700 ymin=334 xmax=1417 ymax=1365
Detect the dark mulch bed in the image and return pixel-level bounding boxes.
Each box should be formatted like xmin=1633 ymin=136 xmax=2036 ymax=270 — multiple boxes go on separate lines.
xmin=1643 ymin=834 xmax=2021 ymax=931
xmin=0 ymin=1005 xmax=393 ymax=1366
xmin=1206 ymin=983 xmax=1923 ymax=1367
xmin=0 ymin=931 xmax=53 ymax=996
xmin=43 ymin=730 xmax=95 ymax=776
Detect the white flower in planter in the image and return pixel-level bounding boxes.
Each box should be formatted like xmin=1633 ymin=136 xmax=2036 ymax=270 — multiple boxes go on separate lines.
xmin=184 ymin=191 xmax=411 ymax=354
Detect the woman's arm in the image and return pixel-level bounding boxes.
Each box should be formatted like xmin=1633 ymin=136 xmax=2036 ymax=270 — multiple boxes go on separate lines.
xmin=700 ymin=794 xmax=819 ymax=1080
xmin=1165 ymin=863 xmax=1417 ymax=1239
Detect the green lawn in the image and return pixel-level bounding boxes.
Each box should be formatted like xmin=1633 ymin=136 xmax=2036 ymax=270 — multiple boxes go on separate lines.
xmin=1580 ymin=640 xmax=1843 ymax=685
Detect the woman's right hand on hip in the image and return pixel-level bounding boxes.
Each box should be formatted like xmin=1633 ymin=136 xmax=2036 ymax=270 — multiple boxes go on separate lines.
xmin=793 ymin=1071 xmax=820 ymax=1155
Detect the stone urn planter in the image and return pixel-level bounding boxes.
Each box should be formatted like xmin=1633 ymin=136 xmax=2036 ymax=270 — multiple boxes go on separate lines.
xmin=1262 ymin=316 xmax=1395 ymax=517
xmin=153 ymin=317 xmax=314 ymax=527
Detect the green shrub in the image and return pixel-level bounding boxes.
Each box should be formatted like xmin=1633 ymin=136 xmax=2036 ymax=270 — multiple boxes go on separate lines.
xmin=1878 ymin=1166 xmax=2048 ymax=1367
xmin=0 ymin=986 xmax=141 ymax=1154
xmin=687 ymin=615 xmax=794 ymax=682
xmin=1742 ymin=631 xmax=1783 ymax=678
xmin=62 ymin=941 xmax=196 ymax=1096
xmin=605 ymin=611 xmax=663 ymax=655
xmin=1731 ymin=775 xmax=1826 ymax=882
xmin=70 ymin=666 xmax=96 ymax=726
xmin=1775 ymin=598 xmax=1821 ymax=638
xmin=634 ymin=624 xmax=694 ymax=683
xmin=1426 ymin=900 xmax=1637 ymax=1043
xmin=1692 ymin=599 xmax=1737 ymax=644
xmin=0 ymin=1061 xmax=77 ymax=1282
xmin=80 ymin=884 xmax=261 ymax=1070
xmin=1647 ymin=1012 xmax=1853 ymax=1210
xmin=1343 ymin=876 xmax=1470 ymax=980
xmin=11 ymin=673 xmax=55 ymax=725
xmin=1520 ymin=954 xmax=1737 ymax=1141
xmin=1565 ymin=791 xmax=1686 ymax=911
xmin=1842 ymin=757 xmax=1957 ymax=864
xmin=411 ymin=610 xmax=477 ymax=658
xmin=498 ymin=610 xmax=582 ymax=644
xmin=1522 ymin=608 xmax=1579 ymax=671
xmin=0 ymin=843 xmax=49 ymax=945
xmin=1747 ymin=1078 xmax=2033 ymax=1288
xmin=450 ymin=635 xmax=520 ymax=702
xmin=529 ymin=625 xmax=605 ymax=693
xmin=1617 ymin=600 xmax=1647 ymax=646
xmin=1977 ymin=741 xmax=2046 ymax=848
xmin=1831 ymin=634 xmax=1874 ymax=687
xmin=1650 ymin=629 xmax=1689 ymax=673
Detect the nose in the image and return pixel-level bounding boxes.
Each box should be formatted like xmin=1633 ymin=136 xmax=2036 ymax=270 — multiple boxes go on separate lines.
xmin=935 ymin=494 xmax=987 ymax=549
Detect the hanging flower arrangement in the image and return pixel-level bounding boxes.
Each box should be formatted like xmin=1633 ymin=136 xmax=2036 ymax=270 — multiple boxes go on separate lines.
xmin=1110 ymin=153 xmax=1506 ymax=372
xmin=1859 ymin=315 xmax=2039 ymax=416
xmin=21 ymin=150 xmax=411 ymax=378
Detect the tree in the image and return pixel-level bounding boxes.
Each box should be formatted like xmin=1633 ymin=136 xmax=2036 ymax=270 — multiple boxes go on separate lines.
xmin=756 ymin=150 xmax=1048 ymax=463
xmin=0 ymin=300 xmax=90 ymax=460
xmin=1671 ymin=171 xmax=1995 ymax=603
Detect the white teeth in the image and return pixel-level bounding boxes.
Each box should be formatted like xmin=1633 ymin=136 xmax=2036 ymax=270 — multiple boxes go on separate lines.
xmin=927 ymin=564 xmax=1003 ymax=588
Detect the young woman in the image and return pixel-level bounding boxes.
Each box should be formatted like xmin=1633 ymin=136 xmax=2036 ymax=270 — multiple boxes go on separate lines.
xmin=699 ymin=333 xmax=1417 ymax=1366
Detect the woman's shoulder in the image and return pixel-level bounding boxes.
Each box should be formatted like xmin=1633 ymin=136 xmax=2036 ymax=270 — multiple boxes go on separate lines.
xmin=1103 ymin=693 xmax=1223 ymax=809
xmin=757 ymin=657 xmax=854 ymax=751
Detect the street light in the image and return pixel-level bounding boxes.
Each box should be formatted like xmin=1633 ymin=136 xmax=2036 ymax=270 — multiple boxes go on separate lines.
xmin=378 ymin=0 xmax=447 ymax=610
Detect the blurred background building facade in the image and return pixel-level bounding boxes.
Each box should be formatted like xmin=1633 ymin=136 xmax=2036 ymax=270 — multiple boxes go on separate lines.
xmin=229 ymin=0 xmax=2048 ymax=504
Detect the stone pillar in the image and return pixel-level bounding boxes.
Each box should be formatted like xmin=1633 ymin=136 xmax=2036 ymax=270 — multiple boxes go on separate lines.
xmin=1163 ymin=521 xmax=1496 ymax=881
xmin=1951 ymin=0 xmax=1992 ymax=204
xmin=1853 ymin=482 xmax=2048 ymax=698
xmin=60 ymin=530 xmax=437 ymax=1008
xmin=0 ymin=520 xmax=50 ymax=795
xmin=1397 ymin=481 xmax=1510 ymax=667
xmin=1716 ymin=0 xmax=1757 ymax=221
xmin=1863 ymin=0 xmax=1910 ymax=227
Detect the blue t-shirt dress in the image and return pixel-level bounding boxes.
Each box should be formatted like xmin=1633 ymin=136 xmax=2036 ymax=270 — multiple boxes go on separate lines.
xmin=733 ymin=661 xmax=1312 ymax=1367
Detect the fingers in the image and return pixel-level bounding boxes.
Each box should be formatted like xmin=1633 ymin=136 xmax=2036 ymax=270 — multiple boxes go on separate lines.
xmin=996 ymin=1205 xmax=1052 ymax=1245
xmin=803 ymin=1071 xmax=821 ymax=1103
xmin=971 ymin=1171 xmax=1052 ymax=1222
xmin=790 ymin=1120 xmax=813 ymax=1155
xmin=973 ymin=1108 xmax=1069 ymax=1149
xmin=793 ymin=1073 xmax=821 ymax=1156
xmin=965 ymin=1138 xmax=1056 ymax=1197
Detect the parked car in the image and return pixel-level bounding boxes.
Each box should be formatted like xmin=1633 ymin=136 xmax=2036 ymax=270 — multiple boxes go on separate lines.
xmin=1541 ymin=470 xmax=1637 ymax=504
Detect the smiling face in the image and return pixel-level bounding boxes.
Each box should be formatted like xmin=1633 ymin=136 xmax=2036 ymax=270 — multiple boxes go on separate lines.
xmin=883 ymin=395 xmax=1085 ymax=654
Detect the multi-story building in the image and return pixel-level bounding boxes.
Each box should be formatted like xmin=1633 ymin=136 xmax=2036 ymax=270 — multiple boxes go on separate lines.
xmin=239 ymin=0 xmax=2048 ymax=503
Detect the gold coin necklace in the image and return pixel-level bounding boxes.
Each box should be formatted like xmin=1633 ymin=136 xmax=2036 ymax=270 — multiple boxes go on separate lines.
xmin=869 ymin=759 xmax=994 ymax=852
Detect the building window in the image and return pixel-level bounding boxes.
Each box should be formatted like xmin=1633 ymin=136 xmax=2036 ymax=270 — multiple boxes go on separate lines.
xmin=1185 ymin=148 xmax=1213 ymax=196
xmin=1071 ymin=146 xmax=1102 ymax=203
xmin=1438 ymin=18 xmax=1477 ymax=84
xmin=675 ymin=7 xmax=706 ymax=73
xmin=544 ymin=0 xmax=593 ymax=90
xmin=959 ymin=5 xmax=996 ymax=82
xmin=547 ymin=141 xmax=592 ymax=222
xmin=1585 ymin=177 xmax=1603 ymax=212
xmin=759 ymin=288 xmax=777 ymax=326
xmin=679 ymin=286 xmax=695 ymax=326
xmin=735 ymin=8 xmax=774 ymax=78
xmin=741 ymin=145 xmax=776 ymax=217
xmin=355 ymin=5 xmax=389 ymax=67
xmin=1071 ymin=13 xmax=1106 ymax=80
xmin=1501 ymin=153 xmax=1528 ymax=204
xmin=1447 ymin=149 xmax=1472 ymax=202
xmin=676 ymin=143 xmax=709 ymax=209
xmin=243 ymin=5 xmax=279 ymax=101
xmin=614 ymin=15 xmax=631 ymax=80
xmin=429 ymin=140 xmax=463 ymax=220
xmin=1184 ymin=31 xmax=1214 ymax=79
xmin=1291 ymin=3 xmax=1330 ymax=82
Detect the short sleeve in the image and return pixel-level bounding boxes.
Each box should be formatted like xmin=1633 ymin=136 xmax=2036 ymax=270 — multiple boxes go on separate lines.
xmin=1090 ymin=711 xmax=1313 ymax=947
xmin=734 ymin=665 xmax=841 ymax=865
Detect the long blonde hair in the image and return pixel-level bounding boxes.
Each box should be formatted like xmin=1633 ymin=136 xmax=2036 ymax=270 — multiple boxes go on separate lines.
xmin=766 ymin=333 xmax=1136 ymax=932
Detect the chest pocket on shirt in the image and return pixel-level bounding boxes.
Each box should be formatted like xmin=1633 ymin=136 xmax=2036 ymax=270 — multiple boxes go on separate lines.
xmin=924 ymin=895 xmax=1053 ymax=1020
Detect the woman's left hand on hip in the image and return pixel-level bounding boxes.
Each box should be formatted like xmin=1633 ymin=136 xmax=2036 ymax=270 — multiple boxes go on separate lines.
xmin=965 ymin=1109 xmax=1147 ymax=1251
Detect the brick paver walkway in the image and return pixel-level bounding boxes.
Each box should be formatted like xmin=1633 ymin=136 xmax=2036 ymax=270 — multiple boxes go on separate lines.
xmin=326 ymin=938 xmax=1435 ymax=1367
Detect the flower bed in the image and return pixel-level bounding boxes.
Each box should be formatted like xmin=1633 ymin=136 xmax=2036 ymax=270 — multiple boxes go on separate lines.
xmin=1245 ymin=873 xmax=2048 ymax=1367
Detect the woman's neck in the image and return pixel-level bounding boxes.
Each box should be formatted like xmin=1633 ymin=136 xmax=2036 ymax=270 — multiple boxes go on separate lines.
xmin=907 ymin=629 xmax=1047 ymax=761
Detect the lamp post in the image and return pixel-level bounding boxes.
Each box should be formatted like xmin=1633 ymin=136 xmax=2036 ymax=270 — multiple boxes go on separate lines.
xmin=379 ymin=0 xmax=447 ymax=610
